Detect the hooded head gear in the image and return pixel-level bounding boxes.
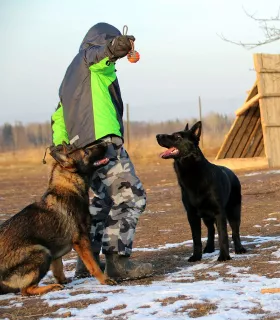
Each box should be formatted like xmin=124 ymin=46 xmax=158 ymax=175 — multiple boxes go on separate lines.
xmin=79 ymin=23 xmax=122 ymax=51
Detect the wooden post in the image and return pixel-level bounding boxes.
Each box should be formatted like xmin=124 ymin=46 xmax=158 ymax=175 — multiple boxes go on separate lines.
xmin=13 ymin=121 xmax=19 ymax=151
xmin=254 ymin=53 xmax=280 ymax=167
xmin=199 ymin=96 xmax=203 ymax=148
xmin=235 ymin=94 xmax=260 ymax=116
xmin=126 ymin=103 xmax=130 ymax=151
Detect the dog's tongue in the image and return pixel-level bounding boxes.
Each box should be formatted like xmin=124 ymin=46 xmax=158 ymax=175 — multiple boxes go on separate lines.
xmin=160 ymin=147 xmax=177 ymax=158
xmin=93 ymin=158 xmax=109 ymax=167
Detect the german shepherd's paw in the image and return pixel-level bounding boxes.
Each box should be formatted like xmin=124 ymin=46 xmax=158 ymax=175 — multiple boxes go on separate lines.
xmin=188 ymin=254 xmax=202 ymax=262
xmin=217 ymin=254 xmax=232 ymax=262
xmin=22 ymin=284 xmax=64 ymax=296
xmin=52 ymin=284 xmax=65 ymax=291
xmin=104 ymin=278 xmax=117 ymax=285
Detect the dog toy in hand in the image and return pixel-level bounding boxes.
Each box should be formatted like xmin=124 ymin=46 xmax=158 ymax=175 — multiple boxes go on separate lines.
xmin=123 ymin=25 xmax=140 ymax=63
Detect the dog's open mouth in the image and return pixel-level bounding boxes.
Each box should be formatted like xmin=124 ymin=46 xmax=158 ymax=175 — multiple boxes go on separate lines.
xmin=93 ymin=157 xmax=110 ymax=167
xmin=160 ymin=147 xmax=179 ymax=159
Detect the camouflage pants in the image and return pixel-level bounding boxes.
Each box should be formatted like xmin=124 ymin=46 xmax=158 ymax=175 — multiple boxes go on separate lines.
xmin=89 ymin=138 xmax=146 ymax=256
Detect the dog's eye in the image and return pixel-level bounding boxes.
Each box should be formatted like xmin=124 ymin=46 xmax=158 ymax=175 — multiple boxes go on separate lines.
xmin=174 ymin=134 xmax=181 ymax=139
xmin=84 ymin=149 xmax=89 ymax=155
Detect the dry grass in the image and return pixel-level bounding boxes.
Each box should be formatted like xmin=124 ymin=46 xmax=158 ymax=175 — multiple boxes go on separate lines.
xmin=0 ymin=134 xmax=222 ymax=167
xmin=155 ymin=295 xmax=191 ymax=306
xmin=176 ymin=302 xmax=218 ymax=318
xmin=0 ymin=147 xmax=47 ymax=166
xmin=103 ymin=304 xmax=127 ymax=315
xmin=0 ymin=297 xmax=107 ymax=320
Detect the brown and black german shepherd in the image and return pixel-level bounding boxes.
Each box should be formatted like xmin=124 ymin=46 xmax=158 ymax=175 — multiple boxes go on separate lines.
xmin=0 ymin=143 xmax=115 ymax=296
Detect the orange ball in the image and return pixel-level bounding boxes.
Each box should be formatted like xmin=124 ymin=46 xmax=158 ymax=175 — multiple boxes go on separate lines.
xmin=127 ymin=50 xmax=140 ymax=63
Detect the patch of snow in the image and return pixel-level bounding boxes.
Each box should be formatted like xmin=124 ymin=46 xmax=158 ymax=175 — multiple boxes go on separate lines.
xmin=41 ymin=236 xmax=280 ymax=318
xmin=41 ymin=260 xmax=280 ymax=320
xmin=244 ymin=170 xmax=280 ymax=177
xmin=62 ymin=259 xmax=76 ymax=266
xmin=4 ymin=235 xmax=280 ymax=319
xmin=207 ymin=272 xmax=220 ymax=277
xmin=226 ymin=266 xmax=251 ymax=275
xmin=244 ymin=172 xmax=261 ymax=177
xmin=133 ymin=239 xmax=194 ymax=252
xmin=268 ymin=170 xmax=280 ymax=175
xmin=260 ymin=246 xmax=277 ymax=251
xmin=272 ymin=249 xmax=280 ymax=259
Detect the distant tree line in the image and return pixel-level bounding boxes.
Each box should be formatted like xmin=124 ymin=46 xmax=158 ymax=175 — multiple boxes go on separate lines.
xmin=0 ymin=122 xmax=51 ymax=151
xmin=0 ymin=112 xmax=234 ymax=152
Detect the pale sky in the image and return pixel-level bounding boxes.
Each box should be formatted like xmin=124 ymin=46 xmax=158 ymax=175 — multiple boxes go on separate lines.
xmin=1 ymin=0 xmax=280 ymax=124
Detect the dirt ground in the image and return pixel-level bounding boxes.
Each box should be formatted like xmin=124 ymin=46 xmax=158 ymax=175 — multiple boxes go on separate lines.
xmin=1 ymin=157 xmax=280 ymax=319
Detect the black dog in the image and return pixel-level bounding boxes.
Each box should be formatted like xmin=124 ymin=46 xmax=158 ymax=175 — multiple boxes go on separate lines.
xmin=156 ymin=121 xmax=246 ymax=262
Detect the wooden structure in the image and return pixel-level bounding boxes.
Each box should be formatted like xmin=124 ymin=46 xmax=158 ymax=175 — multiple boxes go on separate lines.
xmin=216 ymin=54 xmax=280 ymax=168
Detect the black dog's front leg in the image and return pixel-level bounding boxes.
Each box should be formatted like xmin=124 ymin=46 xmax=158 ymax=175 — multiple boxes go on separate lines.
xmin=215 ymin=210 xmax=231 ymax=261
xmin=187 ymin=209 xmax=202 ymax=262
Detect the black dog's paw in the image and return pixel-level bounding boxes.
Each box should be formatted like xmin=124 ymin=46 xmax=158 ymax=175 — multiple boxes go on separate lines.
xmin=188 ymin=255 xmax=202 ymax=262
xmin=235 ymin=247 xmax=247 ymax=254
xmin=203 ymin=245 xmax=215 ymax=254
xmin=217 ymin=254 xmax=232 ymax=262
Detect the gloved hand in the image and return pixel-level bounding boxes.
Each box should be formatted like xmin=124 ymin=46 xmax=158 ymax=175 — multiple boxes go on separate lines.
xmin=107 ymin=35 xmax=135 ymax=62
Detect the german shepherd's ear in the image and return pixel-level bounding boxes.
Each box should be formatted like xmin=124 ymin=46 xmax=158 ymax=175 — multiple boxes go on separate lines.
xmin=190 ymin=121 xmax=202 ymax=139
xmin=184 ymin=123 xmax=189 ymax=131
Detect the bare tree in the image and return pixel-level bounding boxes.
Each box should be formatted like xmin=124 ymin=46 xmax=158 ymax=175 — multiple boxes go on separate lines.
xmin=2 ymin=123 xmax=14 ymax=150
xmin=219 ymin=6 xmax=280 ymax=48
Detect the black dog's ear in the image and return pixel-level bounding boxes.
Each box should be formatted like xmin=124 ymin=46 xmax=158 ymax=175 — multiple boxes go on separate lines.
xmin=184 ymin=123 xmax=189 ymax=131
xmin=190 ymin=121 xmax=202 ymax=139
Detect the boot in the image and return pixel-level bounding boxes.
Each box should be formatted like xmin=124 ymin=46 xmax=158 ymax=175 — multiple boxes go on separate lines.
xmin=105 ymin=253 xmax=153 ymax=281
xmin=74 ymin=253 xmax=105 ymax=279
